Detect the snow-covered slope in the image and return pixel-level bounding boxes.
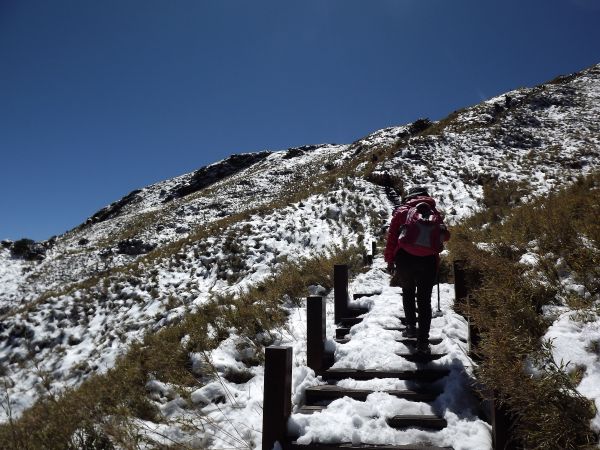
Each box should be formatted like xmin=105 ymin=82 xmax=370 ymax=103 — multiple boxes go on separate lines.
xmin=372 ymin=64 xmax=600 ymax=220
xmin=1 ymin=62 xmax=600 ymax=442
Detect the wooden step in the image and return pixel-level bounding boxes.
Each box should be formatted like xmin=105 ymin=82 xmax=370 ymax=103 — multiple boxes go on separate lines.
xmin=305 ymin=385 xmax=440 ymax=404
xmin=347 ymin=306 xmax=370 ymax=317
xmin=335 ymin=337 xmax=444 ymax=345
xmin=297 ymin=405 xmax=327 ymax=414
xmin=398 ymin=337 xmax=444 ymax=346
xmin=290 ymin=441 xmax=453 ymax=450
xmin=322 ymin=368 xmax=450 ymax=382
xmin=387 ymin=415 xmax=448 ymax=430
xmin=353 ymin=293 xmax=376 ymax=299
xmin=339 ymin=317 xmax=363 ymax=326
xmin=396 ymin=352 xmax=446 ymax=363
xmin=336 ymin=328 xmax=351 ymax=339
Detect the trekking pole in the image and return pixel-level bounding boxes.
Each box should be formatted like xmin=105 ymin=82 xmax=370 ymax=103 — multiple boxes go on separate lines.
xmin=433 ymin=270 xmax=443 ymax=318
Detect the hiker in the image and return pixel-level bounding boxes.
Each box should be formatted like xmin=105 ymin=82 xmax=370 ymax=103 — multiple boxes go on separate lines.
xmin=384 ymin=186 xmax=450 ymax=354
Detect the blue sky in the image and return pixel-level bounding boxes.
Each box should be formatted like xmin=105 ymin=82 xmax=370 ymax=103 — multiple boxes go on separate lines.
xmin=1 ymin=0 xmax=600 ymax=240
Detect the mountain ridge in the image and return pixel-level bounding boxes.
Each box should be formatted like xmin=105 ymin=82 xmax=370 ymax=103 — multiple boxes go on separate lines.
xmin=1 ymin=62 xmax=600 ymax=447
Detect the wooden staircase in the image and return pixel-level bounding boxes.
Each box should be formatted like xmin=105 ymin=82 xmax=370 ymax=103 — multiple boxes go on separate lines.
xmin=262 ymin=261 xmax=495 ymax=450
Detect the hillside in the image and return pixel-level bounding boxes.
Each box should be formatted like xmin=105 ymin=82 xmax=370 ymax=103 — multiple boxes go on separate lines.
xmin=1 ymin=62 xmax=600 ymax=449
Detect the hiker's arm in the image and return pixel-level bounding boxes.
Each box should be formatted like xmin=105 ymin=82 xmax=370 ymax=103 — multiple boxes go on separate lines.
xmin=384 ymin=209 xmax=404 ymax=264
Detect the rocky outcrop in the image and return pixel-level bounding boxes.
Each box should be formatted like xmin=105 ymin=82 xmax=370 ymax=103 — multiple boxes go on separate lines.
xmin=163 ymin=152 xmax=271 ymax=202
xmin=84 ymin=189 xmax=143 ymax=226
xmin=282 ymin=145 xmax=322 ymax=159
xmin=116 ymin=239 xmax=156 ymax=256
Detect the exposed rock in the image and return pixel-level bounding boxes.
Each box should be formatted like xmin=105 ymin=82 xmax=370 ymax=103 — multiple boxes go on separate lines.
xmin=78 ymin=238 xmax=89 ymax=246
xmin=1 ymin=240 xmax=12 ymax=249
xmin=67 ymin=334 xmax=82 ymax=346
xmin=283 ymin=147 xmax=305 ymax=159
xmin=99 ymin=248 xmax=113 ymax=258
xmin=84 ymin=189 xmax=143 ymax=226
xmin=8 ymin=324 xmax=34 ymax=342
xmin=163 ymin=152 xmax=271 ymax=202
xmin=528 ymin=86 xmax=578 ymax=110
xmin=326 ymin=205 xmax=341 ymax=220
xmin=501 ymin=128 xmax=542 ymax=149
xmin=117 ymin=239 xmax=156 ymax=256
xmin=283 ymin=144 xmax=322 ymax=159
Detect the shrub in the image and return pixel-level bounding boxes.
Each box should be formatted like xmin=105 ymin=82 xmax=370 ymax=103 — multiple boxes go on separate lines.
xmin=448 ymin=172 xmax=600 ymax=448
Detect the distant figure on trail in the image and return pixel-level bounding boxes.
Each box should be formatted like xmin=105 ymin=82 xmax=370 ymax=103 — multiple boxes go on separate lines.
xmin=384 ymin=186 xmax=450 ymax=354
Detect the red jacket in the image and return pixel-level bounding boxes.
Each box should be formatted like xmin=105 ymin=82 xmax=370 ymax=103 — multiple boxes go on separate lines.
xmin=384 ymin=196 xmax=450 ymax=263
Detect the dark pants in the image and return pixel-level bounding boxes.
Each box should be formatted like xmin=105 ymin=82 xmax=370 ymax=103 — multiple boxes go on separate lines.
xmin=394 ymin=249 xmax=436 ymax=341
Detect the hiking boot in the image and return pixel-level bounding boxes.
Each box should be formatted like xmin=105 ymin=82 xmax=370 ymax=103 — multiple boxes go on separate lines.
xmin=402 ymin=325 xmax=417 ymax=338
xmin=416 ymin=340 xmax=431 ymax=355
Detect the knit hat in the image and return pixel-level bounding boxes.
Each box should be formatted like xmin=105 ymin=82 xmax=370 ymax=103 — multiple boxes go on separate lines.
xmin=403 ymin=186 xmax=430 ymax=202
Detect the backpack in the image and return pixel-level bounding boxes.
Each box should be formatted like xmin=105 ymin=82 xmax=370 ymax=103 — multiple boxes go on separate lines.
xmin=398 ymin=202 xmax=446 ymax=253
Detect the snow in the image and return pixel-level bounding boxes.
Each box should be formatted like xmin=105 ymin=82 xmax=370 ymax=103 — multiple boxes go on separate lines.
xmin=0 ymin=178 xmax=391 ymax=423
xmin=130 ymin=259 xmax=490 ymax=449
xmin=544 ymin=310 xmax=600 ymax=432
xmin=1 ymin=62 xmax=600 ymax=447
xmin=0 ymin=248 xmax=26 ymax=307
xmin=287 ymin=262 xmax=489 ymax=450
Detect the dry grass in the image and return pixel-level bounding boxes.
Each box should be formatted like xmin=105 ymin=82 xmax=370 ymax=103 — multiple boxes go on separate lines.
xmin=448 ymin=173 xmax=600 ymax=449
xmin=0 ymin=245 xmax=364 ymax=449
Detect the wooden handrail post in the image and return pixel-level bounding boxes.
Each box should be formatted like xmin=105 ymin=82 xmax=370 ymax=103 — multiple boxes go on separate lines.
xmin=492 ymin=390 xmax=511 ymax=449
xmin=372 ymin=240 xmax=377 ymax=257
xmin=453 ymin=259 xmax=468 ymax=307
xmin=307 ymin=296 xmax=326 ymax=374
xmin=453 ymin=259 xmax=481 ymax=358
xmin=334 ymin=264 xmax=349 ymax=324
xmin=262 ymin=346 xmax=292 ymax=450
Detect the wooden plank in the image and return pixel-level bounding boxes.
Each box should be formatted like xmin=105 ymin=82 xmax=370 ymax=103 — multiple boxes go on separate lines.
xmin=305 ymin=385 xmax=440 ymax=403
xmin=348 ymin=306 xmax=370 ymax=317
xmin=453 ymin=260 xmax=467 ymax=307
xmin=339 ymin=317 xmax=363 ymax=327
xmin=491 ymin=390 xmax=513 ymax=450
xmin=387 ymin=415 xmax=448 ymax=430
xmin=395 ymin=352 xmax=447 ymax=363
xmin=335 ymin=337 xmax=444 ymax=345
xmin=262 ymin=346 xmax=292 ymax=450
xmin=307 ymin=296 xmax=326 ymax=373
xmin=323 ymin=368 xmax=450 ymax=382
xmin=336 ymin=327 xmax=350 ymax=339
xmin=297 ymin=405 xmax=326 ymax=414
xmin=398 ymin=337 xmax=444 ymax=346
xmin=383 ymin=326 xmax=407 ymax=332
xmin=334 ymin=264 xmax=349 ymax=324
xmin=290 ymin=442 xmax=453 ymax=450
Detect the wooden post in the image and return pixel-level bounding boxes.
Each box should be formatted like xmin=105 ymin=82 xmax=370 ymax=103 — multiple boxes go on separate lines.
xmin=454 ymin=259 xmax=481 ymax=358
xmin=453 ymin=259 xmax=467 ymax=307
xmin=334 ymin=264 xmax=349 ymax=324
xmin=307 ymin=296 xmax=326 ymax=374
xmin=492 ymin=391 xmax=512 ymax=449
xmin=262 ymin=346 xmax=292 ymax=450
xmin=371 ymin=240 xmax=377 ymax=257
